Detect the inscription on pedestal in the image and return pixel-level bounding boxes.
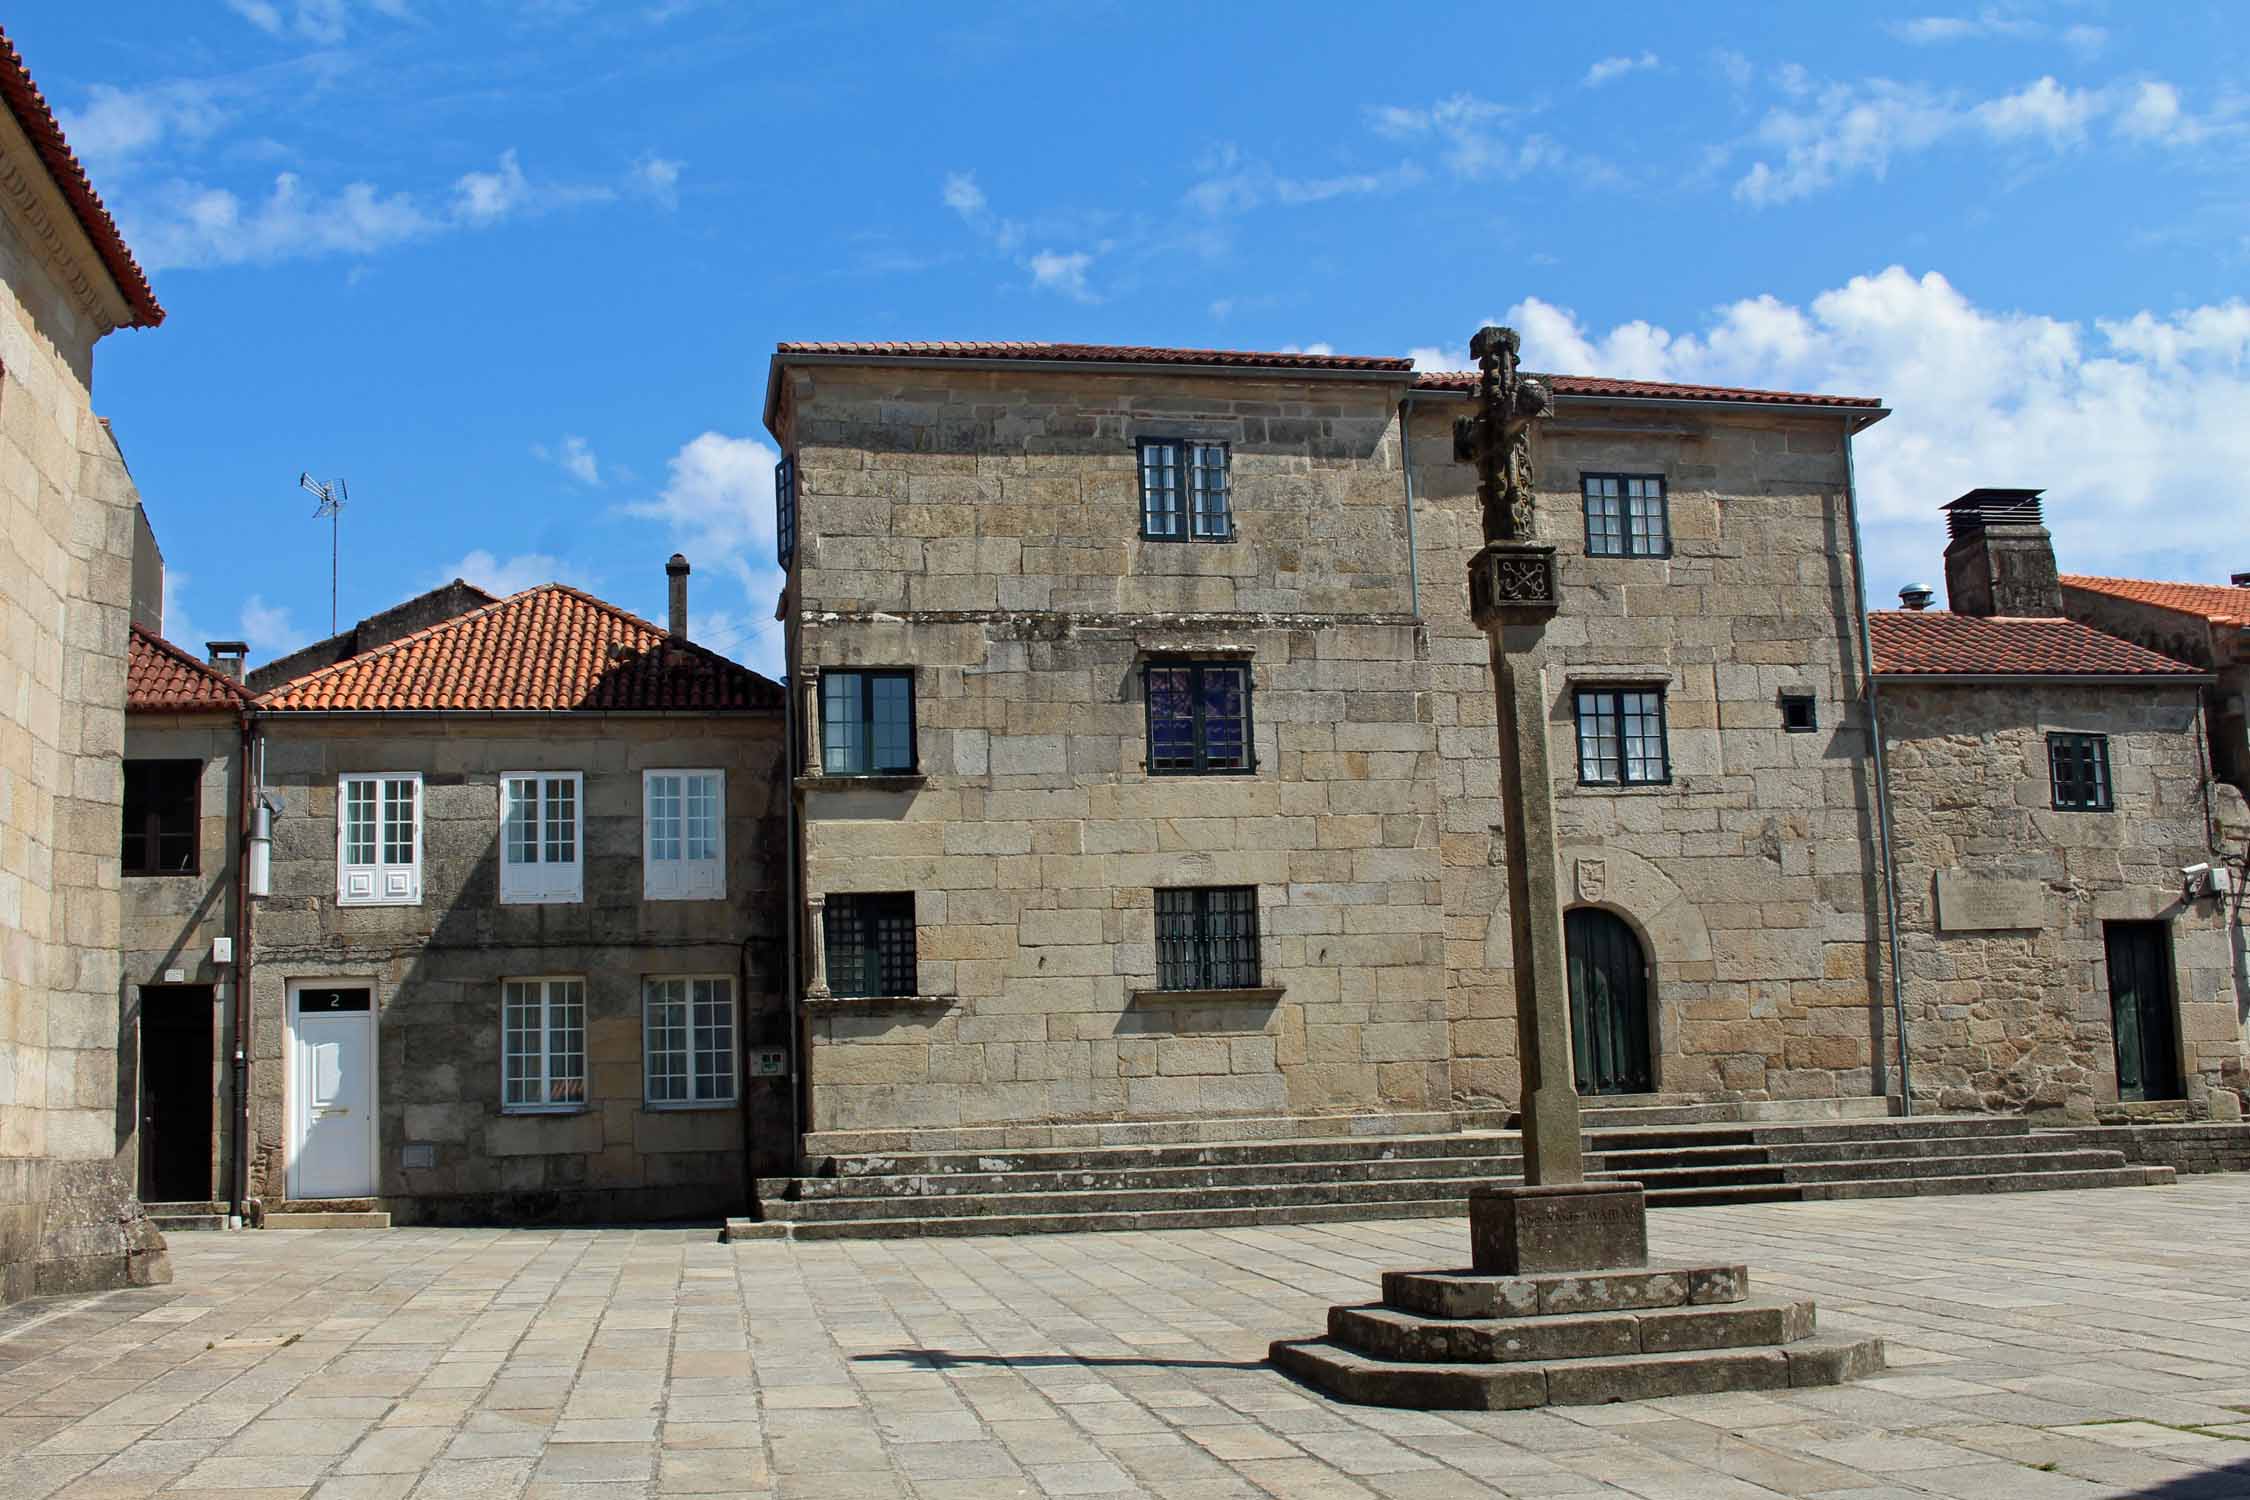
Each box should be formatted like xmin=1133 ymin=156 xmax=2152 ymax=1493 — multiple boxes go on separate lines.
xmin=1470 ymin=1182 xmax=1649 ymax=1275
xmin=1935 ymin=871 xmax=2044 ymax=932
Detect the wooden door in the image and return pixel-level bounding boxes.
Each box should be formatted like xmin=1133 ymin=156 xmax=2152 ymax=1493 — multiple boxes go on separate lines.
xmin=139 ymin=986 xmax=214 ymax=1203
xmin=1566 ymin=908 xmax=1653 ymax=1096
xmin=2105 ymin=921 xmax=2180 ymax=1101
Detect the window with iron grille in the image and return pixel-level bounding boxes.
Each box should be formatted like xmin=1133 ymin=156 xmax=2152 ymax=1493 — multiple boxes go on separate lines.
xmin=643 ymin=975 xmax=736 ymax=1107
xmin=1155 ymin=886 xmax=1261 ymax=992
xmin=122 ymin=759 xmax=200 ymax=875
xmin=2049 ymin=732 xmax=2113 ymax=810
xmin=1574 ymin=688 xmax=1670 ymax=786
xmin=825 ymin=892 xmax=918 ymax=998
xmin=1144 ymin=660 xmax=1253 ymax=774
xmin=775 ymin=455 xmax=797 ymax=568
xmin=1139 ymin=439 xmax=1232 ymax=540
xmin=1582 ymin=474 xmax=1669 ymax=558
xmin=822 ymin=669 xmax=916 ymax=775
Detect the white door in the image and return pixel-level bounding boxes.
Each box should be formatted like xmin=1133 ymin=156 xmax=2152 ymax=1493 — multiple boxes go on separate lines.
xmin=291 ymin=986 xmax=374 ymax=1198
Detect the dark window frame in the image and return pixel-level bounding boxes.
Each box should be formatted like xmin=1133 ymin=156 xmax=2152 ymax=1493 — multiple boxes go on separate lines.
xmin=1573 ymin=687 xmax=1672 ymax=787
xmin=1155 ymin=885 xmax=1262 ymax=992
xmin=775 ymin=455 xmax=798 ymax=568
xmin=2049 ymin=731 xmax=2114 ymax=811
xmin=122 ymin=758 xmax=201 ymax=877
xmin=1137 ymin=438 xmax=1234 ymax=542
xmin=821 ymin=669 xmax=918 ymax=776
xmin=1581 ymin=473 xmax=1672 ymax=559
xmin=1143 ymin=659 xmax=1256 ymax=776
xmin=825 ymin=892 xmax=919 ymax=998
xmin=1780 ymin=694 xmax=1818 ymax=733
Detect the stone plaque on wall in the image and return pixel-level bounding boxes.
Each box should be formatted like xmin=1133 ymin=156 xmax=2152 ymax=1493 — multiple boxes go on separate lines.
xmin=1935 ymin=871 xmax=2044 ymax=932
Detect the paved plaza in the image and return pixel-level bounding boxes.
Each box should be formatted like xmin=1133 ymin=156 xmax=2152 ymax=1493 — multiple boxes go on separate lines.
xmin=6 ymin=1182 xmax=2250 ymax=1499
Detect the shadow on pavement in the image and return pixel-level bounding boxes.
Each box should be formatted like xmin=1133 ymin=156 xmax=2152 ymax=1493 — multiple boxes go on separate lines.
xmin=2119 ymin=1455 xmax=2250 ymax=1498
xmin=855 ymin=1347 xmax=1267 ymax=1372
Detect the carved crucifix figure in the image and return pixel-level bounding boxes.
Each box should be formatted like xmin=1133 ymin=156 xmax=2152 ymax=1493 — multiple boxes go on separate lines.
xmin=1456 ymin=325 xmax=1553 ymax=544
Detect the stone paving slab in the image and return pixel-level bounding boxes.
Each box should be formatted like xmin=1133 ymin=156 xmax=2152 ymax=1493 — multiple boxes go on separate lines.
xmin=6 ymin=1182 xmax=2250 ymax=1496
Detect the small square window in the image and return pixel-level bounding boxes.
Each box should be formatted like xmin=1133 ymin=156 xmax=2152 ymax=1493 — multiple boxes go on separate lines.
xmin=1781 ymin=694 xmax=1817 ymax=733
xmin=1574 ymin=688 xmax=1670 ymax=786
xmin=825 ymin=892 xmax=919 ymax=998
xmin=822 ymin=670 xmax=916 ymax=775
xmin=2049 ymin=732 xmax=2113 ymax=811
xmin=1154 ymin=886 xmax=1261 ymax=992
xmin=122 ymin=759 xmax=200 ymax=875
xmin=1139 ymin=439 xmax=1233 ymax=541
xmin=1582 ymin=474 xmax=1670 ymax=558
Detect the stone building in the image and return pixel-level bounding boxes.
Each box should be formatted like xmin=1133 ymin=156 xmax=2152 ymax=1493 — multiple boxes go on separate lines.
xmin=242 ymin=571 xmax=791 ymax=1223
xmin=764 ymin=341 xmax=1901 ymax=1140
xmin=246 ymin=579 xmax=494 ymax=695
xmin=1871 ymin=490 xmax=2247 ymax=1121
xmin=0 ymin=31 xmax=171 ymax=1299
xmin=2058 ymin=573 xmax=2250 ymax=801
xmin=121 ymin=629 xmax=250 ymax=1223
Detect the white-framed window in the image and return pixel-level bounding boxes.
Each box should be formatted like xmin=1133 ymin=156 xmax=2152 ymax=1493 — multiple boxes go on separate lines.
xmin=502 ymin=977 xmax=586 ymax=1113
xmin=338 ymin=773 xmax=422 ymax=905
xmin=643 ymin=975 xmax=737 ymax=1108
xmin=644 ymin=769 xmax=724 ymax=900
xmin=500 ymin=772 xmax=584 ymax=904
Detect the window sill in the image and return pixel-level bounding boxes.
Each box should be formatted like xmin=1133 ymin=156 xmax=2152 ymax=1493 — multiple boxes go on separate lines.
xmin=1129 ymin=986 xmax=1286 ymax=1006
xmin=337 ymin=896 xmax=424 ymax=908
xmin=500 ymin=1105 xmax=588 ymax=1117
xmin=1138 ymin=535 xmax=1238 ymax=545
xmin=1575 ymin=781 xmax=1675 ymax=795
xmin=803 ymin=992 xmax=956 ymax=1009
xmin=499 ymin=891 xmax=584 ymax=906
xmin=643 ymin=1099 xmax=739 ymax=1113
xmin=124 ymin=870 xmax=202 ymax=880
xmin=796 ymin=773 xmax=928 ymax=793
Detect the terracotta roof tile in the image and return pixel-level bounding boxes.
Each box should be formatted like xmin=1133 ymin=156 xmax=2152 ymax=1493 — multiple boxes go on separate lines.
xmin=0 ymin=28 xmax=161 ymax=328
xmin=256 ymin=585 xmax=783 ymax=713
xmin=771 ymin=341 xmax=1880 ymax=409
xmin=1870 ymin=612 xmax=2203 ymax=678
xmin=2061 ymin=574 xmax=2250 ymax=629
xmin=128 ymin=625 xmax=249 ymax=712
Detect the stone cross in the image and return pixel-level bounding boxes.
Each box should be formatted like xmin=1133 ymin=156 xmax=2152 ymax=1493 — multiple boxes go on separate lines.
xmin=1461 ymin=325 xmax=1585 ymax=1189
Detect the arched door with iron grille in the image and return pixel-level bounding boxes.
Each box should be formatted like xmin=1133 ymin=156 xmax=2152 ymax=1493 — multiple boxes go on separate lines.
xmin=1566 ymin=907 xmax=1653 ymax=1096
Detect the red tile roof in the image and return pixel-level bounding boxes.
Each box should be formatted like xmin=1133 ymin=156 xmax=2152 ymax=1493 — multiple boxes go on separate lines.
xmin=770 ymin=342 xmax=1881 ymax=409
xmin=0 ymin=28 xmax=162 ymax=328
xmin=256 ymin=585 xmax=783 ymax=713
xmin=1870 ymin=612 xmax=2204 ymax=678
xmin=2061 ymin=574 xmax=2250 ymax=629
xmin=128 ymin=625 xmax=249 ymax=713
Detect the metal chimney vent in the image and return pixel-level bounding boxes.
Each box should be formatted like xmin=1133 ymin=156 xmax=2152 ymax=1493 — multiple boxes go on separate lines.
xmin=1941 ymin=487 xmax=2044 ymax=540
xmin=2231 ymin=571 xmax=2250 ymax=588
xmin=1898 ymin=584 xmax=1936 ymax=611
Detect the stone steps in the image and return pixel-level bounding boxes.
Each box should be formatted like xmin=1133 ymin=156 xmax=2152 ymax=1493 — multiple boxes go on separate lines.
xmin=144 ymin=1201 xmax=229 ymax=1232
xmin=731 ymin=1115 xmax=2172 ymax=1239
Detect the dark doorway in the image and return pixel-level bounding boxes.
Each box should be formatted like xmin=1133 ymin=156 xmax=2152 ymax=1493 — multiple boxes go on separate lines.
xmin=139 ymin=985 xmax=214 ymax=1202
xmin=1566 ymin=908 xmax=1653 ymax=1095
xmin=2105 ymin=922 xmax=2180 ymax=1102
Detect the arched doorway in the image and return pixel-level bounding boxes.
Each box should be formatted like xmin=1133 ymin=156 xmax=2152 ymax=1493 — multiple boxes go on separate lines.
xmin=1566 ymin=908 xmax=1653 ymax=1095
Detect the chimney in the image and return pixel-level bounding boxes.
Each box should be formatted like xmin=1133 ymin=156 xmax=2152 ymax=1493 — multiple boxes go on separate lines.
xmin=1898 ymin=584 xmax=1935 ymax=611
xmin=666 ymin=554 xmax=690 ymax=640
xmin=1940 ymin=488 xmax=2062 ymax=618
xmin=206 ymin=639 xmax=247 ymax=681
xmin=2231 ymin=571 xmax=2250 ymax=588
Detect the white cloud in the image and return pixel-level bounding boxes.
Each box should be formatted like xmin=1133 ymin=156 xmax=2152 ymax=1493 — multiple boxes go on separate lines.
xmin=531 ymin=435 xmax=601 ymax=486
xmin=1185 ymin=143 xmax=1422 ymax=218
xmin=225 ymin=0 xmax=412 ymax=43
xmin=1889 ymin=11 xmax=2106 ymax=55
xmin=2061 ymin=25 xmax=2108 ymax=59
xmin=620 ymin=432 xmax=785 ymax=675
xmin=1974 ymin=76 xmax=2099 ymax=145
xmin=1026 ymin=248 xmax=1095 ymax=302
xmin=1490 ymin=268 xmax=2250 ymax=598
xmin=1369 ymin=93 xmax=1586 ymax=182
xmin=1281 ymin=343 xmax=1335 ymax=356
xmin=450 ymin=148 xmax=614 ymax=225
xmin=1711 ymin=49 xmax=1755 ymax=91
xmin=433 ymin=549 xmax=587 ymax=597
xmin=632 ymin=153 xmax=683 ymax=208
xmin=1209 ymin=298 xmax=1235 ymax=321
xmin=942 ymin=171 xmax=986 ymax=218
xmin=56 ymin=83 xmax=223 ymax=174
xmin=1585 ymin=52 xmax=1659 ymax=88
xmin=1407 ymin=345 xmax=1460 ymax=372
xmin=238 ymin=594 xmax=299 ymax=655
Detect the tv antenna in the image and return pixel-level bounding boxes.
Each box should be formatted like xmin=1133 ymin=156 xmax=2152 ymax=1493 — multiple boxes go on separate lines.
xmin=298 ymin=473 xmax=347 ymax=635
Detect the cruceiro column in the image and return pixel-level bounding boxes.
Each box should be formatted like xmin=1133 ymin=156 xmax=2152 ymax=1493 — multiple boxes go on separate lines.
xmin=1269 ymin=324 xmax=1884 ymax=1409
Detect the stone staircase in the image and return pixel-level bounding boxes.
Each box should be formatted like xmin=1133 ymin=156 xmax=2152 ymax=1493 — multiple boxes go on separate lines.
xmin=726 ymin=1108 xmax=2174 ymax=1241
xmin=144 ymin=1200 xmax=230 ymax=1232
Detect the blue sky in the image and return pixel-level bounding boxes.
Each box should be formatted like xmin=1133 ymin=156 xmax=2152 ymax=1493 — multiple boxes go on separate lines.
xmin=23 ymin=1 xmax=2250 ymax=676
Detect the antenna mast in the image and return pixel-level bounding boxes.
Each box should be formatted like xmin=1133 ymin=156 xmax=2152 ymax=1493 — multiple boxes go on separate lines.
xmin=298 ymin=473 xmax=347 ymax=635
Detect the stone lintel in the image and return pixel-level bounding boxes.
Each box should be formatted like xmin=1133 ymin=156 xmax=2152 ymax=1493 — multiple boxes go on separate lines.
xmin=1470 ymin=1181 xmax=1648 ymax=1275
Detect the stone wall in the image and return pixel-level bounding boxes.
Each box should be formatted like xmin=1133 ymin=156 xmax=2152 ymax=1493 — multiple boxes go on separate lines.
xmin=2039 ymin=1123 xmax=2250 ymax=1174
xmin=247 ymin=716 xmax=787 ymax=1222
xmin=1881 ymin=681 xmax=2241 ymax=1120
xmin=777 ymin=360 xmax=1891 ymax=1137
xmin=0 ymin=104 xmax=170 ymax=1299
xmin=2060 ymin=581 xmax=2250 ymax=798
xmin=120 ymin=714 xmax=242 ymax=1206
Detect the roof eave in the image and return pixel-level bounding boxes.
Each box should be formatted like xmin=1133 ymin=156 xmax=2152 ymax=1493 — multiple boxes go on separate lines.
xmin=1411 ymin=384 xmax=1890 ymax=428
xmin=1875 ymin=671 xmax=2214 ymax=686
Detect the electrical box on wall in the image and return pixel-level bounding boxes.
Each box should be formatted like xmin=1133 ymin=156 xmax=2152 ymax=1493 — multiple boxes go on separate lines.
xmin=212 ymin=937 xmax=233 ymax=965
xmin=751 ymin=1048 xmax=789 ymax=1078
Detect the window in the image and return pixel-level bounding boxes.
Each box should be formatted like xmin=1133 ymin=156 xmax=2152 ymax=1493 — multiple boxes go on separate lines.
xmin=2050 ymin=732 xmax=2113 ymax=811
xmin=1575 ymin=689 xmax=1670 ymax=786
xmin=1139 ymin=439 xmax=1233 ymax=540
xmin=644 ymin=976 xmax=737 ymax=1107
xmin=502 ymin=977 xmax=586 ymax=1112
xmin=338 ymin=773 xmax=422 ymax=904
xmin=500 ymin=773 xmax=583 ymax=903
xmin=1582 ymin=475 xmax=1669 ymax=558
xmin=1145 ymin=660 xmax=1253 ymax=775
xmin=1781 ymin=694 xmax=1818 ymax=733
xmin=825 ymin=892 xmax=918 ymax=998
xmin=1155 ymin=886 xmax=1261 ymax=992
xmin=644 ymin=770 xmax=725 ymax=899
xmin=122 ymin=759 xmax=200 ymax=875
xmin=775 ymin=454 xmax=797 ymax=568
xmin=821 ymin=670 xmax=916 ymax=775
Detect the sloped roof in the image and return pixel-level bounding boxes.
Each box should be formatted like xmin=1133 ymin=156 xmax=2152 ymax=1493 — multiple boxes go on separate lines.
xmin=256 ymin=585 xmax=783 ymax=713
xmin=1419 ymin=371 xmax=1884 ymax=409
xmin=0 ymin=28 xmax=162 ymax=327
xmin=2061 ymin=574 xmax=2250 ymax=629
xmin=1870 ymin=612 xmax=2204 ymax=679
xmin=128 ymin=625 xmax=249 ymax=713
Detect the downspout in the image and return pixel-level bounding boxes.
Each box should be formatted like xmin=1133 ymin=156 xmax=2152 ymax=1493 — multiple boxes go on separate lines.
xmin=1398 ymin=395 xmax=1422 ymax=619
xmin=1841 ymin=415 xmax=1912 ymax=1115
xmin=230 ymin=710 xmax=256 ymax=1225
xmin=781 ymin=661 xmax=806 ymax=1179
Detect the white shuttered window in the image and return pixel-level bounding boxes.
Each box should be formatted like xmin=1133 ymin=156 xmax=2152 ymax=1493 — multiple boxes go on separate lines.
xmin=338 ymin=773 xmax=422 ymax=905
xmin=643 ymin=769 xmax=725 ymax=900
xmin=500 ymin=772 xmax=584 ymax=903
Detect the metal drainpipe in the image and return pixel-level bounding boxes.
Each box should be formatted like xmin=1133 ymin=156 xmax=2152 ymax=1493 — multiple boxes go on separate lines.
xmin=230 ymin=712 xmax=256 ymax=1224
xmin=1841 ymin=416 xmax=1913 ymax=1115
xmin=1398 ymin=395 xmax=1422 ymax=619
xmin=780 ymin=663 xmax=806 ymax=1179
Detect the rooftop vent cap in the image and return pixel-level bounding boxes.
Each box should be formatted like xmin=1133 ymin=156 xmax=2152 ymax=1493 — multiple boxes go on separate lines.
xmin=206 ymin=639 xmax=248 ymax=680
xmin=1941 ymin=487 xmax=2045 ymax=540
xmin=1898 ymin=584 xmax=1936 ymax=611
xmin=2231 ymin=571 xmax=2250 ymax=588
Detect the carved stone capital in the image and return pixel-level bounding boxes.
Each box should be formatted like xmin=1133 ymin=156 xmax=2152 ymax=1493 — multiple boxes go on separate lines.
xmin=1469 ymin=542 xmax=1560 ymax=628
